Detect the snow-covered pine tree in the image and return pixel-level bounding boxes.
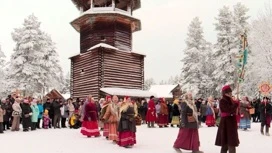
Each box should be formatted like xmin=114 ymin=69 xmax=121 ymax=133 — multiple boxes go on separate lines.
xmin=212 ymin=6 xmax=236 ymax=92
xmin=0 ymin=44 xmax=6 ymax=96
xmin=242 ymin=5 xmax=272 ymax=97
xmin=181 ymin=17 xmax=208 ymax=97
xmin=8 ymin=14 xmax=64 ymax=97
xmin=60 ymin=71 xmax=70 ymax=94
xmin=144 ymin=78 xmax=156 ymax=90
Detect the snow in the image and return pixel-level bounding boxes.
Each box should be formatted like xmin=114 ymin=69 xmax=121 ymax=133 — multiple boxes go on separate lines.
xmin=62 ymin=93 xmax=71 ymax=99
xmin=149 ymin=85 xmax=178 ymax=98
xmin=88 ymin=43 xmax=119 ymax=51
xmin=0 ymin=123 xmax=271 ymax=153
xmin=100 ymin=87 xmax=156 ymax=98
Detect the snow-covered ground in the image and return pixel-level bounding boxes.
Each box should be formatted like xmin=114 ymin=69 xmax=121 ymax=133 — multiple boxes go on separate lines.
xmin=1 ymin=122 xmax=271 ymax=153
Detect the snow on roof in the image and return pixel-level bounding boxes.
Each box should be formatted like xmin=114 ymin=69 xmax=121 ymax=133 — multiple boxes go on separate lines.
xmin=100 ymin=87 xmax=156 ymax=98
xmin=88 ymin=43 xmax=118 ymax=51
xmin=62 ymin=93 xmax=71 ymax=100
xmin=149 ymin=85 xmax=179 ymax=98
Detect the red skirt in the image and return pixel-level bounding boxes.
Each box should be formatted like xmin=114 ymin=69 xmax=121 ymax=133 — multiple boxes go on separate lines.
xmin=80 ymin=121 xmax=100 ymax=137
xmin=103 ymin=123 xmax=109 ymax=137
xmin=157 ymin=114 xmax=168 ymax=126
xmin=266 ymin=116 xmax=271 ymax=127
xmin=173 ymin=128 xmax=200 ymax=151
xmin=205 ymin=115 xmax=215 ymax=126
xmin=236 ymin=115 xmax=240 ymax=126
xmin=118 ymin=131 xmax=136 ymax=147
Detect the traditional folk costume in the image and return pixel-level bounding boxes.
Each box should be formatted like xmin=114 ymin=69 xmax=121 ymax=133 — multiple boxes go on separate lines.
xmin=215 ymin=85 xmax=239 ymax=153
xmin=118 ymin=97 xmax=136 ymax=148
xmin=239 ymin=97 xmax=251 ymax=130
xmin=103 ymin=97 xmax=119 ymax=142
xmin=100 ymin=96 xmax=111 ymax=139
xmin=80 ymin=100 xmax=100 ymax=137
xmin=173 ymin=95 xmax=202 ymax=153
xmin=260 ymin=97 xmax=271 ymax=136
xmin=171 ymin=99 xmax=180 ymax=127
xmin=205 ymin=101 xmax=215 ymax=127
xmin=146 ymin=96 xmax=156 ymax=128
xmin=157 ymin=98 xmax=169 ymax=127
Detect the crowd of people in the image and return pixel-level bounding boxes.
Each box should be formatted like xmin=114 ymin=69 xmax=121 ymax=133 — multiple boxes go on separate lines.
xmin=0 ymin=86 xmax=271 ymax=153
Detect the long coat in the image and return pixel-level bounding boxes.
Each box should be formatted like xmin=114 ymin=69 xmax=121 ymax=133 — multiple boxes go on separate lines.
xmin=259 ymin=102 xmax=272 ymax=126
xmin=146 ymin=99 xmax=156 ymax=122
xmin=0 ymin=107 xmax=5 ymax=122
xmin=31 ymin=104 xmax=39 ymax=122
xmin=215 ymin=96 xmax=239 ymax=147
xmin=21 ymin=103 xmax=32 ymax=128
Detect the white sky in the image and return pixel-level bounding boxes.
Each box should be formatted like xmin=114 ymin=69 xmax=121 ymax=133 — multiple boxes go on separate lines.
xmin=0 ymin=0 xmax=269 ymax=82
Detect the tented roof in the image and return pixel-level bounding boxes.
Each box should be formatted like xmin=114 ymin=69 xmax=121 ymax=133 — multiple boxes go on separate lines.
xmin=100 ymin=87 xmax=156 ymax=98
xmin=149 ymin=85 xmax=179 ymax=98
xmin=44 ymin=89 xmax=64 ymax=99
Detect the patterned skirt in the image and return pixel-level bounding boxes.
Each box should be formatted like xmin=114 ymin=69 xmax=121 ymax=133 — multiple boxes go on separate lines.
xmin=80 ymin=121 xmax=100 ymax=137
xmin=171 ymin=116 xmax=180 ymax=125
xmin=239 ymin=118 xmax=251 ymax=129
xmin=118 ymin=131 xmax=136 ymax=147
xmin=103 ymin=123 xmax=109 ymax=137
xmin=108 ymin=123 xmax=118 ymax=141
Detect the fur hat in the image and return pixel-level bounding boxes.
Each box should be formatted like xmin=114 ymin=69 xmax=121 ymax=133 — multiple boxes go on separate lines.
xmin=222 ymin=85 xmax=232 ymax=94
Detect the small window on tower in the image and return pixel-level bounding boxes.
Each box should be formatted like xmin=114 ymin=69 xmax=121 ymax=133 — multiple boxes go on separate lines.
xmin=80 ymin=69 xmax=85 ymax=74
xmin=100 ymin=36 xmax=106 ymax=41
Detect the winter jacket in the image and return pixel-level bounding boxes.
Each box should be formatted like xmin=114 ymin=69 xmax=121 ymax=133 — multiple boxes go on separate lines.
xmin=2 ymin=102 xmax=12 ymax=121
xmin=37 ymin=104 xmax=44 ymax=119
xmin=31 ymin=104 xmax=39 ymax=122
xmin=12 ymin=102 xmax=22 ymax=117
xmin=61 ymin=105 xmax=69 ymax=118
xmin=52 ymin=101 xmax=62 ymax=115
xmin=0 ymin=107 xmax=5 ymax=122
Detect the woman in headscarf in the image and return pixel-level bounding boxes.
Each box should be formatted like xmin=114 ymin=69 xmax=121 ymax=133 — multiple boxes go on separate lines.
xmin=157 ymin=98 xmax=169 ymax=128
xmin=100 ymin=95 xmax=112 ymax=139
xmin=11 ymin=97 xmax=22 ymax=131
xmin=98 ymin=98 xmax=105 ymax=131
xmin=102 ymin=95 xmax=119 ymax=143
xmin=239 ymin=96 xmax=251 ymax=131
xmin=118 ymin=96 xmax=136 ymax=148
xmin=80 ymin=95 xmax=100 ymax=137
xmin=146 ymin=96 xmax=156 ymax=128
xmin=173 ymin=93 xmax=203 ymax=153
xmin=171 ymin=99 xmax=180 ymax=127
xmin=205 ymin=96 xmax=215 ymax=127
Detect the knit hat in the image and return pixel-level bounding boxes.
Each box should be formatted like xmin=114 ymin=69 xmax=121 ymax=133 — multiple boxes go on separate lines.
xmin=222 ymin=85 xmax=232 ymax=95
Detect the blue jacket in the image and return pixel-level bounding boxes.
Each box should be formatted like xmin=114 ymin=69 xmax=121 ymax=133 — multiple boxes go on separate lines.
xmin=37 ymin=104 xmax=44 ymax=119
xmin=31 ymin=104 xmax=40 ymax=122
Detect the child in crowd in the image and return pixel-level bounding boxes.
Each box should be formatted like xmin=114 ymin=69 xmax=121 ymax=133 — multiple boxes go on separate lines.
xmin=43 ymin=109 xmax=50 ymax=129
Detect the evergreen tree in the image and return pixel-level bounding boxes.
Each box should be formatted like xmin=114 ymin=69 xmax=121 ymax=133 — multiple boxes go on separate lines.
xmin=61 ymin=71 xmax=70 ymax=94
xmin=0 ymin=44 xmax=6 ymax=96
xmin=7 ymin=14 xmax=64 ymax=96
xmin=181 ymin=17 xmax=208 ymax=97
xmin=212 ymin=6 xmax=236 ymax=91
xmin=144 ymin=78 xmax=156 ymax=90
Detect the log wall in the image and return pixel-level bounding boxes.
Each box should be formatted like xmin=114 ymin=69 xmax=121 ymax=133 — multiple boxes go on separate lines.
xmin=70 ymin=48 xmax=144 ymax=100
xmin=80 ymin=20 xmax=132 ymax=53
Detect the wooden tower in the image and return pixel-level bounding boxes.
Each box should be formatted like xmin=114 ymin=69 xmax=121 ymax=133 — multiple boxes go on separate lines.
xmin=69 ymin=0 xmax=144 ymax=100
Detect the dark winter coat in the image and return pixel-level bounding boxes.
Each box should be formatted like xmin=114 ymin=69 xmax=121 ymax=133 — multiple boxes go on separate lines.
xmin=21 ymin=103 xmax=32 ymax=129
xmin=259 ymin=102 xmax=272 ymax=126
xmin=200 ymin=104 xmax=207 ymax=116
xmin=52 ymin=101 xmax=62 ymax=115
xmin=118 ymin=106 xmax=136 ymax=133
xmin=172 ymin=104 xmax=180 ymax=116
xmin=215 ymin=96 xmax=239 ymax=147
xmin=2 ymin=103 xmax=12 ymax=122
xmin=179 ymin=102 xmax=198 ymax=129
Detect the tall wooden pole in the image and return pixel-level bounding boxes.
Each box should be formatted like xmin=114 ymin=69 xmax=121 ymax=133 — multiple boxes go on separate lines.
xmin=236 ymin=34 xmax=246 ymax=99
